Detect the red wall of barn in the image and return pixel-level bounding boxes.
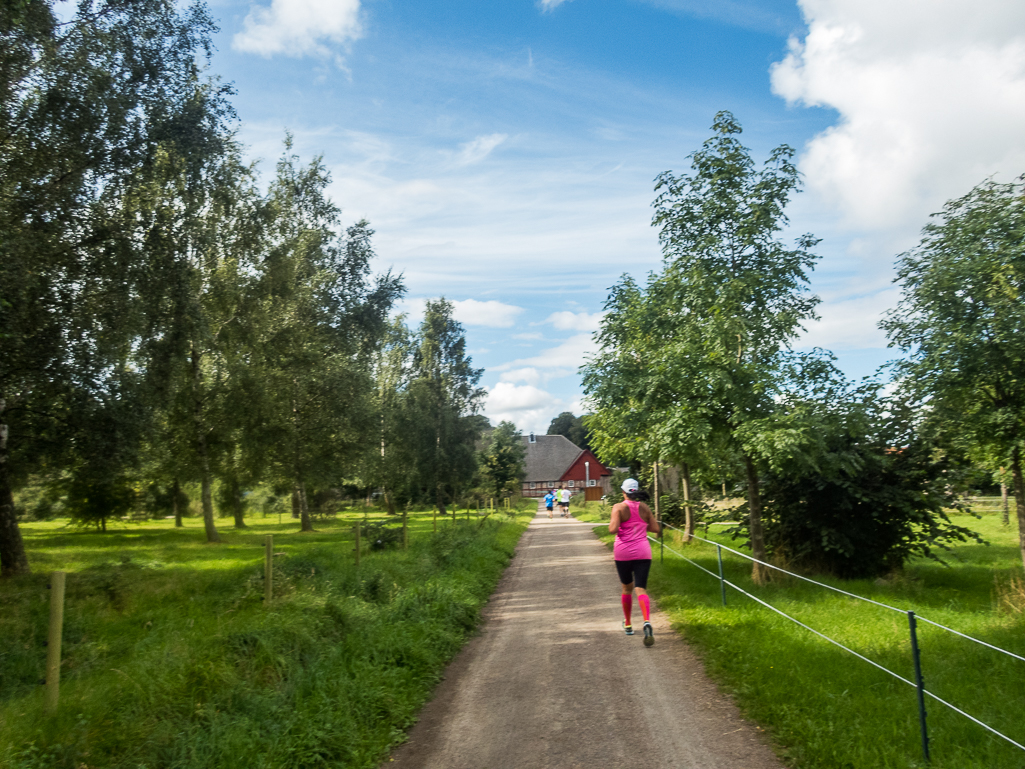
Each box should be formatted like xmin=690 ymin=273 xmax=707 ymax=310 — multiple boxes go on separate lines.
xmin=559 ymin=451 xmax=609 ymax=483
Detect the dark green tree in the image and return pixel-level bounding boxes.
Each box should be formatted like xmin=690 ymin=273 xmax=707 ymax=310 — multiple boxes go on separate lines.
xmin=402 ymin=299 xmax=486 ymax=515
xmin=881 ymin=177 xmax=1025 ymax=569
xmin=0 ymin=0 xmax=227 ymax=574
xmin=479 ymin=421 xmax=527 ymax=500
xmin=546 ymin=412 xmax=593 ymax=453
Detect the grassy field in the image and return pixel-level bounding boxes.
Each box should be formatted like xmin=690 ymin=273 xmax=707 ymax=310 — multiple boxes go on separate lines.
xmin=0 ymin=503 xmax=532 ymax=769
xmin=574 ymin=500 xmax=1025 ymax=769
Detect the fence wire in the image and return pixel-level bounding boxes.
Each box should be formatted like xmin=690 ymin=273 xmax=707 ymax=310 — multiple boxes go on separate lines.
xmin=649 ymin=524 xmax=1025 ymax=755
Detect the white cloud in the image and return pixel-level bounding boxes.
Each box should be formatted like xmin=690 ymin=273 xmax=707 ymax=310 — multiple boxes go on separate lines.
xmin=538 ymin=0 xmax=571 ymax=11
xmin=456 ymin=134 xmax=508 ymax=166
xmin=451 ymin=299 xmax=524 ymax=328
xmin=797 ymin=287 xmax=898 ymax=350
xmin=499 ymin=366 xmax=576 ymax=386
xmin=483 ymin=382 xmax=564 ymax=433
xmin=545 ymin=310 xmax=605 ymax=332
xmin=771 ymin=0 xmax=1025 ymax=231
xmin=492 ymin=333 xmax=597 ymax=372
xmin=391 ymin=298 xmax=523 ymax=328
xmin=233 ymin=0 xmax=362 ymax=58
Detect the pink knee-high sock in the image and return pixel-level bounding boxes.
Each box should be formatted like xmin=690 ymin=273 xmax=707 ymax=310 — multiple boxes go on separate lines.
xmin=638 ymin=594 xmax=651 ymax=622
xmin=621 ymin=594 xmax=633 ymax=624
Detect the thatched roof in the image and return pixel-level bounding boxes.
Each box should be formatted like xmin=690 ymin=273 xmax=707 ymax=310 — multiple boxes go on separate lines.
xmin=520 ymin=434 xmax=583 ymax=482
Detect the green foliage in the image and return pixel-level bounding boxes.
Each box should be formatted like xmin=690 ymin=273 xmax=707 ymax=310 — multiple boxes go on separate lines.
xmin=756 ymin=386 xmax=984 ymax=578
xmin=882 ymin=176 xmax=1025 ymax=566
xmin=0 ymin=0 xmax=229 ymax=573
xmin=478 ymin=421 xmax=526 ymax=499
xmin=399 ymin=300 xmax=486 ymax=513
xmin=546 ymin=412 xmax=593 ymax=453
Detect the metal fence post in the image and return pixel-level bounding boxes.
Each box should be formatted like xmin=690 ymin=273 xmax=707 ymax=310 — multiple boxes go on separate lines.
xmin=908 ymin=611 xmax=931 ymax=763
xmin=716 ymin=544 xmax=727 ymax=606
xmin=45 ymin=571 xmax=66 ymax=712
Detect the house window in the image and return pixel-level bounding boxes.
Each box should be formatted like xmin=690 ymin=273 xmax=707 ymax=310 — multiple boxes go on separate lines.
xmin=567 ymin=480 xmax=574 ymax=487
xmin=588 ymin=479 xmax=596 ymax=487
xmin=529 ymin=432 xmax=536 ymax=443
xmin=548 ymin=482 xmax=555 ymax=488
xmin=529 ymin=482 xmax=536 ymax=489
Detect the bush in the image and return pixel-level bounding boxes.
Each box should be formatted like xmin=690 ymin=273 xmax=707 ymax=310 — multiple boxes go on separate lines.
xmin=757 ymin=394 xmax=984 ymax=578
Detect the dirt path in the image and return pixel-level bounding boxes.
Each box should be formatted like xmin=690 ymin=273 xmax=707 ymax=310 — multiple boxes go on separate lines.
xmin=385 ymin=504 xmax=785 ymax=769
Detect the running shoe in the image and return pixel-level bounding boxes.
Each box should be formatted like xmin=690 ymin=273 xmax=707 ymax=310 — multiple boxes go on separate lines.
xmin=622 ymin=621 xmax=634 ymax=636
xmin=642 ymin=621 xmax=654 ymax=647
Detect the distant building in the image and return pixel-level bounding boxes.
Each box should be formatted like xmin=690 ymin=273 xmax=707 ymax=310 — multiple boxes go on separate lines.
xmin=520 ymin=433 xmax=611 ymax=500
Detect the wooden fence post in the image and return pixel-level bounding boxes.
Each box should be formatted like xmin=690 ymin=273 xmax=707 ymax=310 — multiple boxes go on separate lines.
xmin=264 ymin=535 xmax=273 ymax=604
xmin=45 ymin=571 xmax=66 ymax=713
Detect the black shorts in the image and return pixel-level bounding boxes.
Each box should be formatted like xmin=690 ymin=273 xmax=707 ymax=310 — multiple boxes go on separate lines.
xmin=559 ymin=501 xmax=569 ymax=508
xmin=546 ymin=504 xmax=553 ymax=510
xmin=615 ymin=559 xmax=652 ymax=589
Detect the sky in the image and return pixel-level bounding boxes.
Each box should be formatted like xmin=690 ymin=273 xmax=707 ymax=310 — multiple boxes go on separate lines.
xmin=201 ymin=0 xmax=1025 ymax=433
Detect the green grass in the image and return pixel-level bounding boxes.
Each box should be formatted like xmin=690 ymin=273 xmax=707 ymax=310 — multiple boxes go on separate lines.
xmin=574 ymin=500 xmax=1025 ymax=769
xmin=0 ymin=506 xmax=529 ymax=769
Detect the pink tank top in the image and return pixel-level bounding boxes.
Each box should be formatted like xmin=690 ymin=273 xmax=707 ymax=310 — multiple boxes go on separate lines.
xmin=613 ymin=501 xmax=652 ymax=561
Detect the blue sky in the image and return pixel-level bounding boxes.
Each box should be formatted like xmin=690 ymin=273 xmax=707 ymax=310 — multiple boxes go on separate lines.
xmin=202 ymin=0 xmax=1025 ymax=432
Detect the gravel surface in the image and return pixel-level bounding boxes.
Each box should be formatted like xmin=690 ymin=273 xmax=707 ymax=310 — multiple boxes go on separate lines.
xmin=385 ymin=505 xmax=786 ymax=769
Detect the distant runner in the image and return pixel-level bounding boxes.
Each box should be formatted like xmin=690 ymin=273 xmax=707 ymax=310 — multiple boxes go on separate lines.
xmin=544 ymin=491 xmax=555 ymax=519
xmin=609 ymin=478 xmax=661 ymax=646
xmin=558 ymin=487 xmax=572 ymax=517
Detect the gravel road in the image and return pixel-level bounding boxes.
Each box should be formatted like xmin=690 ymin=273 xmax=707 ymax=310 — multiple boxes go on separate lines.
xmin=385 ymin=505 xmax=786 ymax=769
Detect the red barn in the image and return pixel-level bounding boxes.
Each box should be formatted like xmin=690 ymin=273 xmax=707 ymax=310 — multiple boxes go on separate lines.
xmin=519 ymin=433 xmax=611 ymax=501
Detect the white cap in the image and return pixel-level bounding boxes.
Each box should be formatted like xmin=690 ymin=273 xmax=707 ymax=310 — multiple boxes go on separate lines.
xmin=621 ymin=478 xmax=639 ymax=493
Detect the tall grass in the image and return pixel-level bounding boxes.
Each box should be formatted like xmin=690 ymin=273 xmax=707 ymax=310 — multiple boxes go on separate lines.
xmin=575 ymin=501 xmax=1025 ymax=769
xmin=0 ymin=510 xmax=527 ymax=768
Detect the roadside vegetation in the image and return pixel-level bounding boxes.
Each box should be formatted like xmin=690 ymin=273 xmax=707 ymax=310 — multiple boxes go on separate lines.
xmin=575 ymin=499 xmax=1024 ymax=769
xmin=0 ymin=507 xmax=529 ymax=769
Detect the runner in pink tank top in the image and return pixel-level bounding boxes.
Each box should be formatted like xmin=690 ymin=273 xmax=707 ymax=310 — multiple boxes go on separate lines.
xmin=609 ymin=477 xmax=661 ymax=646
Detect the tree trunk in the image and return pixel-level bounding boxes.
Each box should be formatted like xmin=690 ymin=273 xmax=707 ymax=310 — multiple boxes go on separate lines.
xmin=682 ymin=462 xmax=694 ymax=543
xmin=0 ymin=399 xmax=31 ymax=576
xmin=173 ymin=477 xmax=183 ymax=528
xmin=1012 ymin=447 xmax=1025 ymax=572
xmin=436 ymin=483 xmax=447 ymax=518
xmin=291 ymin=489 xmax=300 ymax=519
xmin=384 ymin=489 xmax=396 ymax=516
xmin=191 ymin=346 xmax=220 ymax=544
xmin=229 ymin=475 xmax=246 ymax=529
xmin=1001 ymin=473 xmax=1009 ymax=526
xmin=743 ymin=454 xmax=769 ymax=584
xmin=298 ymin=481 xmax=313 ymax=532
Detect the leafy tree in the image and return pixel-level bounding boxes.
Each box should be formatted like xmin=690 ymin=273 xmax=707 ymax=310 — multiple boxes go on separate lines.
xmin=402 ymin=300 xmax=486 ymax=515
xmin=368 ymin=318 xmax=414 ymax=514
xmin=882 ymin=177 xmax=1025 ymax=569
xmin=584 ymin=112 xmax=821 ymax=581
xmin=257 ymin=145 xmax=402 ymax=532
xmin=479 ymin=421 xmax=526 ymax=500
xmin=755 ymin=373 xmax=982 ymax=577
xmin=0 ymin=0 xmax=227 ymax=574
xmin=546 ymin=412 xmax=593 ymax=453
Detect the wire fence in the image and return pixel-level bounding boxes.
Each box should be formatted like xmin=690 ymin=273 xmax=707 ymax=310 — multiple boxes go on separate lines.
xmin=654 ymin=522 xmax=1025 ymax=763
